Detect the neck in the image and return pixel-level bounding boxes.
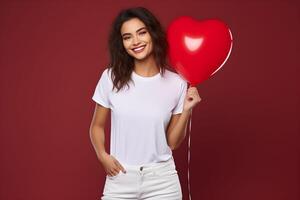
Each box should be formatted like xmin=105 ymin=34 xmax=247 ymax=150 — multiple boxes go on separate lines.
xmin=133 ymin=54 xmax=160 ymax=77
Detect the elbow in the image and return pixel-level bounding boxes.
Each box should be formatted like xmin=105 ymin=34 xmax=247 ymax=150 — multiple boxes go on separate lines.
xmin=167 ymin=137 xmax=179 ymax=151
xmin=89 ymin=124 xmax=104 ymax=139
xmin=169 ymin=138 xmax=186 ymax=150
xmin=89 ymin=125 xmax=96 ymax=138
xmin=169 ymin=143 xmax=177 ymax=151
xmin=168 ymin=136 xmax=185 ymax=151
xmin=170 ymin=146 xmax=175 ymax=151
xmin=167 ymin=137 xmax=176 ymax=151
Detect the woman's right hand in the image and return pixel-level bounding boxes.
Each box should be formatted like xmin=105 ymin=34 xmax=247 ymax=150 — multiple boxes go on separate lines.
xmin=99 ymin=152 xmax=126 ymax=177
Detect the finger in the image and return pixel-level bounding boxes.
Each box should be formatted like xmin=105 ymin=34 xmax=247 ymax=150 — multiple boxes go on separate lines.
xmin=187 ymin=90 xmax=197 ymax=95
xmin=190 ymin=92 xmax=200 ymax=98
xmin=110 ymin=168 xmax=120 ymax=176
xmin=115 ymin=160 xmax=126 ymax=173
xmin=188 ymin=94 xmax=201 ymax=102
xmin=108 ymin=171 xmax=114 ymax=177
xmin=110 ymin=163 xmax=120 ymax=175
xmin=187 ymin=93 xmax=196 ymax=99
xmin=194 ymin=95 xmax=201 ymax=101
xmin=187 ymin=94 xmax=195 ymax=100
xmin=108 ymin=172 xmax=115 ymax=177
xmin=189 ymin=88 xmax=199 ymax=93
xmin=112 ymin=162 xmax=123 ymax=174
xmin=188 ymin=86 xmax=197 ymax=91
xmin=187 ymin=88 xmax=194 ymax=93
xmin=190 ymin=93 xmax=200 ymax=100
xmin=187 ymin=95 xmax=193 ymax=101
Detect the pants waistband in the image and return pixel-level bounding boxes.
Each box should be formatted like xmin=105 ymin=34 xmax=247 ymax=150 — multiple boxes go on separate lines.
xmin=122 ymin=156 xmax=175 ymax=172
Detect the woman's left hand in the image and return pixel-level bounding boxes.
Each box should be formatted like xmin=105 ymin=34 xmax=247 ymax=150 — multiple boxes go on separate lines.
xmin=183 ymin=86 xmax=202 ymax=113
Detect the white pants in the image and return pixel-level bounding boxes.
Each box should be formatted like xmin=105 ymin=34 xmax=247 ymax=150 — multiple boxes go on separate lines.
xmin=101 ymin=156 xmax=182 ymax=200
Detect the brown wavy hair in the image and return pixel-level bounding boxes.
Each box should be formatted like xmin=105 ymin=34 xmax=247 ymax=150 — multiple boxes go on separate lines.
xmin=107 ymin=7 xmax=169 ymax=92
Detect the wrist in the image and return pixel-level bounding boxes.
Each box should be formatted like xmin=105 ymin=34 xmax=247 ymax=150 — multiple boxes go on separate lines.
xmin=99 ymin=151 xmax=108 ymax=162
xmin=182 ymin=109 xmax=192 ymax=115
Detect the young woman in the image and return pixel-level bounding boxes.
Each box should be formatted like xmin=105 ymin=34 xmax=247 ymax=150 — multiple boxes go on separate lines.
xmin=90 ymin=7 xmax=201 ymax=200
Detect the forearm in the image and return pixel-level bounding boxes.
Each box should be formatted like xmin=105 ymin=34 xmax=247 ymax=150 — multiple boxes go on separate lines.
xmin=89 ymin=126 xmax=108 ymax=162
xmin=168 ymin=110 xmax=191 ymax=150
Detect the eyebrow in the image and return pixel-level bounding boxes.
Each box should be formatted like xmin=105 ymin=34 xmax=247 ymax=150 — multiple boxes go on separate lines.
xmin=122 ymin=27 xmax=147 ymax=37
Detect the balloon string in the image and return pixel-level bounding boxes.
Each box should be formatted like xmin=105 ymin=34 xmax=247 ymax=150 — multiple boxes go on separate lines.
xmin=187 ymin=108 xmax=192 ymax=200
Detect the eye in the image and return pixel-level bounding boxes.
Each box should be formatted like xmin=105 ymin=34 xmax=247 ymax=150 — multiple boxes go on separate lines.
xmin=123 ymin=37 xmax=130 ymax=40
xmin=139 ymin=31 xmax=147 ymax=35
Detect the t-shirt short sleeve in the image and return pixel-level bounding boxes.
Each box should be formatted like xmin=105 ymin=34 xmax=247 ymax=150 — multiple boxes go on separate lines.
xmin=172 ymin=80 xmax=187 ymax=114
xmin=92 ymin=69 xmax=111 ymax=108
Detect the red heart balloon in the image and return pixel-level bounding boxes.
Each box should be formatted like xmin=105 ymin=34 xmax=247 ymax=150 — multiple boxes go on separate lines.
xmin=167 ymin=16 xmax=233 ymax=86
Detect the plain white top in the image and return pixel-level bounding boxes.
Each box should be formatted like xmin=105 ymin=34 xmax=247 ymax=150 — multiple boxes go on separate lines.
xmin=92 ymin=67 xmax=187 ymax=165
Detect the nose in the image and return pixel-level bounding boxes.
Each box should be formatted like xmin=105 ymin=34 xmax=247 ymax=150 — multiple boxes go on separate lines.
xmin=132 ymin=35 xmax=141 ymax=46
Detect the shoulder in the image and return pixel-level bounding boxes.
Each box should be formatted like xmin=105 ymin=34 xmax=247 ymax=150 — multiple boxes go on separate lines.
xmin=99 ymin=67 xmax=113 ymax=82
xmin=95 ymin=67 xmax=114 ymax=91
xmin=163 ymin=68 xmax=187 ymax=87
xmin=101 ymin=67 xmax=111 ymax=78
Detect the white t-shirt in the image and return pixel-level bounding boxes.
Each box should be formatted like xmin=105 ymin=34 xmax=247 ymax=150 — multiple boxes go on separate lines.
xmin=92 ymin=67 xmax=187 ymax=165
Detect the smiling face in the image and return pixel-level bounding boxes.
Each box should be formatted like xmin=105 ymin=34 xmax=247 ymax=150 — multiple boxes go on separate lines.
xmin=120 ymin=17 xmax=153 ymax=61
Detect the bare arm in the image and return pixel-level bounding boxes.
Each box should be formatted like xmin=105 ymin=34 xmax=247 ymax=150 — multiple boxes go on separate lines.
xmin=89 ymin=103 xmax=126 ymax=175
xmin=166 ymin=85 xmax=201 ymax=150
xmin=89 ymin=103 xmax=110 ymax=162
xmin=166 ymin=110 xmax=191 ymax=150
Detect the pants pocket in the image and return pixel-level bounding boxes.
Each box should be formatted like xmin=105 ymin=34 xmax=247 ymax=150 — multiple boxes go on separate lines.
xmin=153 ymin=166 xmax=178 ymax=178
xmin=106 ymin=170 xmax=124 ymax=180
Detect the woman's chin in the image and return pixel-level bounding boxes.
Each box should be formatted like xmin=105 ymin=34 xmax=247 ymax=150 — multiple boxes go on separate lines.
xmin=132 ymin=54 xmax=148 ymax=61
xmin=132 ymin=51 xmax=154 ymax=61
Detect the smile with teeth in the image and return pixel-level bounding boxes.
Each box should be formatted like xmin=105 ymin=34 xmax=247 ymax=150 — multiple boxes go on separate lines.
xmin=132 ymin=45 xmax=146 ymax=53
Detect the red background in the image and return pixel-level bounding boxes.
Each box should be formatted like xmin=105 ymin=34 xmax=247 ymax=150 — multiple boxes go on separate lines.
xmin=0 ymin=1 xmax=299 ymax=200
